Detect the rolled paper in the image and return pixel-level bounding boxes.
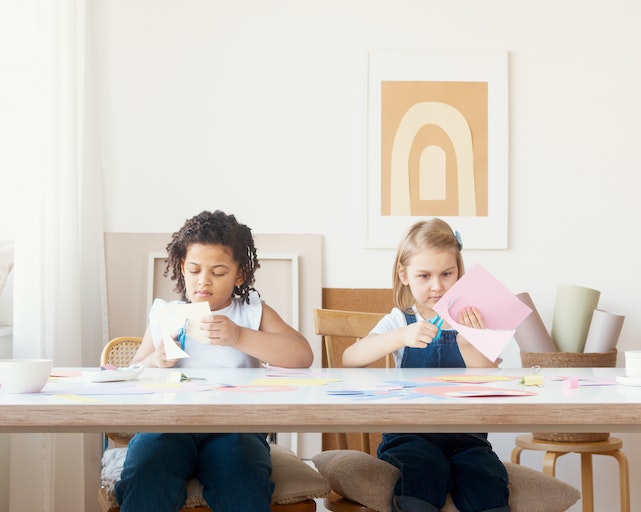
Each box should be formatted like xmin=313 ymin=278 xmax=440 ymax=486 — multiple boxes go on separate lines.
xmin=514 ymin=292 xmax=557 ymax=352
xmin=582 ymin=308 xmax=624 ymax=353
xmin=550 ymin=285 xmax=600 ymax=353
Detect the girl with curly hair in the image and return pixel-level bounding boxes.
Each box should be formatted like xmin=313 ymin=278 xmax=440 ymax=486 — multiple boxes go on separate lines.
xmin=115 ymin=210 xmax=313 ymax=512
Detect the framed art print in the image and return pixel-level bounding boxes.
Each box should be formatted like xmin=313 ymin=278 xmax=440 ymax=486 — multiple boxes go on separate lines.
xmin=365 ymin=52 xmax=508 ymax=249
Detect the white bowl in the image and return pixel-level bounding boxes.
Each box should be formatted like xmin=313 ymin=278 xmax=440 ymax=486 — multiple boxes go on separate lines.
xmin=0 ymin=358 xmax=53 ymax=393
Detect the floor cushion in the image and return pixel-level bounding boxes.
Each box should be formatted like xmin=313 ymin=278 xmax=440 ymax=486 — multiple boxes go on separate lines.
xmin=312 ymin=449 xmax=580 ymax=512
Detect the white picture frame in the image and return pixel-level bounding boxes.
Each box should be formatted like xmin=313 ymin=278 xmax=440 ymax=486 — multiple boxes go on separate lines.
xmin=365 ymin=51 xmax=508 ymax=249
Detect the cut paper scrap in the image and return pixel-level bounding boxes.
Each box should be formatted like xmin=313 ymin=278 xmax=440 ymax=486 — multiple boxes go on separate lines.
xmin=326 ymin=385 xmax=404 ymax=395
xmin=514 ymin=292 xmax=557 ymax=352
xmin=50 ymin=370 xmax=83 ymax=378
xmin=137 ymin=382 xmax=212 ymax=393
xmin=433 ymin=375 xmax=516 ymax=384
xmin=159 ymin=301 xmax=212 ymax=359
xmin=261 ymin=363 xmax=334 ymax=378
xmin=251 ymin=378 xmax=340 ymax=387
xmin=550 ymin=284 xmax=600 ymax=353
xmin=433 ymin=263 xmax=532 ymax=362
xmin=216 ymin=384 xmax=297 ymax=393
xmin=414 ymin=384 xmax=537 ymax=398
xmin=443 ymin=388 xmax=538 ymax=398
xmin=549 ymin=376 xmax=618 ymax=386
xmin=53 ymin=394 xmax=102 ymax=403
xmin=583 ymin=308 xmax=624 ymax=353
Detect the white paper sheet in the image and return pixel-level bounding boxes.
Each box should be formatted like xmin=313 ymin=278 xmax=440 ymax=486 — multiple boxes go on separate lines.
xmin=159 ymin=302 xmax=212 ymax=359
xmin=583 ymin=308 xmax=624 ymax=353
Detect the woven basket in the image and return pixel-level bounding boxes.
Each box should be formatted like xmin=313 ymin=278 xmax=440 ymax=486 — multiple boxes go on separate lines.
xmin=520 ymin=349 xmax=617 ymax=442
xmin=520 ymin=349 xmax=617 ymax=369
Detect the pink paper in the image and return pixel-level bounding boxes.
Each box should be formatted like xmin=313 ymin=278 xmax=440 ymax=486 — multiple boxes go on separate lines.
xmin=514 ymin=292 xmax=557 ymax=352
xmin=433 ymin=263 xmax=532 ymax=362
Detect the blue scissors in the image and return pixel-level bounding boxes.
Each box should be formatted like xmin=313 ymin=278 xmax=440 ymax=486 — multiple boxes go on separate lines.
xmin=177 ymin=318 xmax=188 ymax=350
xmin=429 ymin=315 xmax=444 ymax=341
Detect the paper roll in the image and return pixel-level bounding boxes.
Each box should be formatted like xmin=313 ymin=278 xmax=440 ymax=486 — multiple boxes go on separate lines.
xmin=514 ymin=292 xmax=557 ymax=352
xmin=550 ymin=285 xmax=600 ymax=353
xmin=583 ymin=309 xmax=624 ymax=353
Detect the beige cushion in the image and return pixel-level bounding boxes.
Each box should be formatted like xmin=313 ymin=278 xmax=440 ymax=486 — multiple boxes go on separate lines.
xmin=101 ymin=443 xmax=330 ymax=508
xmin=312 ymin=449 xmax=580 ymax=512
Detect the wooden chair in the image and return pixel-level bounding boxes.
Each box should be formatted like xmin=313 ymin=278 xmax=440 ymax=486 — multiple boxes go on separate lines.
xmin=314 ymin=307 xmax=386 ymax=456
xmin=314 ymin=308 xmax=386 ymax=511
xmin=98 ymin=337 xmax=318 ymax=512
xmin=100 ymin=336 xmax=143 ymax=446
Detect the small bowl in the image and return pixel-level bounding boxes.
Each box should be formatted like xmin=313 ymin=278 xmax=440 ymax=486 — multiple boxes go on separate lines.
xmin=0 ymin=358 xmax=53 ymax=393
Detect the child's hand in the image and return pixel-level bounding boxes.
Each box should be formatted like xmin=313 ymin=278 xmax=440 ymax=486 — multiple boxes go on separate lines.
xmin=457 ymin=307 xmax=484 ymax=329
xmin=404 ymin=320 xmax=440 ymax=348
xmin=200 ymin=314 xmax=242 ymax=346
xmin=152 ymin=340 xmax=179 ymax=368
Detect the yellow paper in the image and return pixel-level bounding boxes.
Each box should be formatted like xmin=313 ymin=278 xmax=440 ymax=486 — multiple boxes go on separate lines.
xmin=520 ymin=374 xmax=544 ymax=386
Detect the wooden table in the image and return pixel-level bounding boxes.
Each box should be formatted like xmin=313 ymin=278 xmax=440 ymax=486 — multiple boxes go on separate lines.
xmin=2 ymin=366 xmax=641 ymax=434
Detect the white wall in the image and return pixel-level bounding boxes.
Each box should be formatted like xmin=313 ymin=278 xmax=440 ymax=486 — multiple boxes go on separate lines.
xmin=92 ymin=0 xmax=641 ymax=343
xmin=2 ymin=1 xmax=641 ymax=511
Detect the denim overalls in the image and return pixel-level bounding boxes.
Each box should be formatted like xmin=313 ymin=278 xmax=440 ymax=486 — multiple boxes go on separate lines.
xmin=377 ymin=312 xmax=510 ymax=512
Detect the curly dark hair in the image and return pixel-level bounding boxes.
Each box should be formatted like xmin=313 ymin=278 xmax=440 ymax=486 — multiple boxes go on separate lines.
xmin=164 ymin=210 xmax=260 ymax=304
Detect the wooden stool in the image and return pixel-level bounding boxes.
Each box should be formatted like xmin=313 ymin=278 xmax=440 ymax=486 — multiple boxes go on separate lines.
xmin=511 ymin=434 xmax=630 ymax=512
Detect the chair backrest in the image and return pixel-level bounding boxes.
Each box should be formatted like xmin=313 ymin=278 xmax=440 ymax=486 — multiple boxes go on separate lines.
xmin=101 ymin=336 xmax=143 ymax=367
xmin=313 ymin=308 xmax=388 ymax=369
xmin=314 ymin=308 xmax=387 ymax=455
xmin=100 ymin=337 xmax=143 ymax=446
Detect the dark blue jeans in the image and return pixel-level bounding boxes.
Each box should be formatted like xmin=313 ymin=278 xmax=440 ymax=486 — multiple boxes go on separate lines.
xmin=378 ymin=432 xmax=509 ymax=512
xmin=385 ymin=314 xmax=509 ymax=511
xmin=115 ymin=432 xmax=273 ymax=512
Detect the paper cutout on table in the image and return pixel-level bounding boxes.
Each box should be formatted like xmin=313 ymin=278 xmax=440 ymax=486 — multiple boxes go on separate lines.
xmin=414 ymin=384 xmax=537 ymax=398
xmin=50 ymin=370 xmax=83 ymax=378
xmin=433 ymin=263 xmax=532 ymax=362
xmin=261 ymin=363 xmax=334 ymax=378
xmin=51 ymin=381 xmax=212 ymax=395
xmin=326 ymin=385 xmax=404 ymax=395
xmin=159 ymin=301 xmax=212 ymax=359
xmin=514 ymin=292 xmax=557 ymax=352
xmin=583 ymin=308 xmax=624 ymax=353
xmin=443 ymin=388 xmax=538 ymax=398
xmin=550 ymin=284 xmax=600 ymax=352
xmin=433 ymin=375 xmax=516 ymax=384
xmin=217 ymin=384 xmax=298 ymax=393
xmin=250 ymin=378 xmax=340 ymax=387
xmin=549 ymin=376 xmax=618 ymax=386
xmin=54 ymin=394 xmax=103 ymax=403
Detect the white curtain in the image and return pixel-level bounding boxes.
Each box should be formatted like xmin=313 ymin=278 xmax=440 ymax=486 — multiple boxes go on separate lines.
xmin=10 ymin=1 xmax=107 ymax=511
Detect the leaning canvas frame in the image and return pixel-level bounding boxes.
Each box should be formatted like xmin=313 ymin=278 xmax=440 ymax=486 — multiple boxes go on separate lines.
xmin=146 ymin=252 xmax=299 ymax=329
xmin=365 ymin=52 xmax=508 ymax=249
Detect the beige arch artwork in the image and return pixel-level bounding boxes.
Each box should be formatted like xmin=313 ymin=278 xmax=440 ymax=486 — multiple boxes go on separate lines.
xmin=390 ymin=101 xmax=476 ymax=216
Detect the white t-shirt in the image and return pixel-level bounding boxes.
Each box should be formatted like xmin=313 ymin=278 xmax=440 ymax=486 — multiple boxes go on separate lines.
xmin=149 ymin=290 xmax=263 ymax=368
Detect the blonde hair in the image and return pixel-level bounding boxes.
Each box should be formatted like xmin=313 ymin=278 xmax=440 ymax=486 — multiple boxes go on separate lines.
xmin=393 ymin=218 xmax=464 ymax=312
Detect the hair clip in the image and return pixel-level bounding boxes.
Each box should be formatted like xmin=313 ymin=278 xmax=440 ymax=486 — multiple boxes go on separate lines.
xmin=454 ymin=230 xmax=463 ymax=251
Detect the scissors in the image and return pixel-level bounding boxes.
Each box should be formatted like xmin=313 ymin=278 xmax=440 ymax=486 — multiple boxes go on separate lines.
xmin=177 ymin=318 xmax=188 ymax=350
xmin=428 ymin=297 xmax=457 ymax=342
xmin=429 ymin=315 xmax=445 ymax=341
